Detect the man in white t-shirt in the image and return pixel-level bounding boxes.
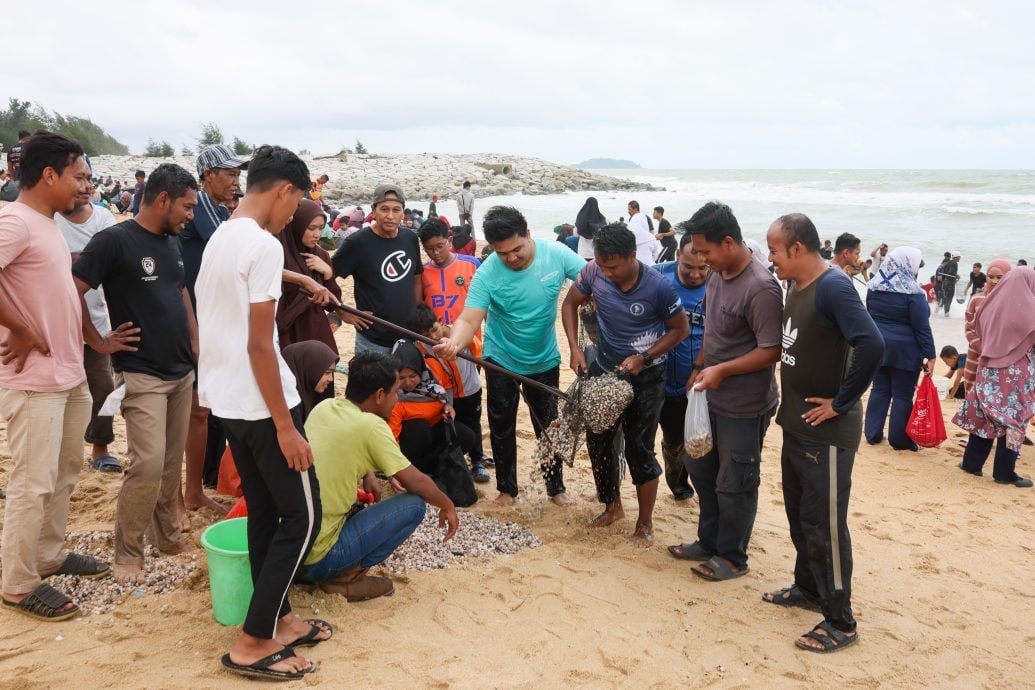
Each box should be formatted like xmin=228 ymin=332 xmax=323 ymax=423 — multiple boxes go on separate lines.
xmin=55 ymin=175 xmax=121 ymax=474
xmin=626 ymin=200 xmax=659 ymax=263
xmin=196 ymin=145 xmax=331 ymax=681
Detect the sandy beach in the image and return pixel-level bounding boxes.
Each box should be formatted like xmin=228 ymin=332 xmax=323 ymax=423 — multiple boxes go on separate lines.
xmin=0 ymin=266 xmax=1032 ymax=689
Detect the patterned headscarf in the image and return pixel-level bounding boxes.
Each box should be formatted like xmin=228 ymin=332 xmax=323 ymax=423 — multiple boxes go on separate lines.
xmin=867 ymin=246 xmax=924 ymax=295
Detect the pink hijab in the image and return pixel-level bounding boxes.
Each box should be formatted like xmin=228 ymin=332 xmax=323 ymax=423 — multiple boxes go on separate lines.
xmin=983 ymin=259 xmax=1013 ymax=291
xmin=974 ymin=267 xmax=1035 ymax=368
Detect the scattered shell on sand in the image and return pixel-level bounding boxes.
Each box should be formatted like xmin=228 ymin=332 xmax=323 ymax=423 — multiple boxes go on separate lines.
xmin=50 ymin=531 xmax=198 ymax=615
xmin=384 ymin=510 xmax=541 ymax=573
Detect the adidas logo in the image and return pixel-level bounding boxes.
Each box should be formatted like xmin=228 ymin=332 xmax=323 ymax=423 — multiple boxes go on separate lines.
xmin=782 ymin=319 xmax=798 ymax=350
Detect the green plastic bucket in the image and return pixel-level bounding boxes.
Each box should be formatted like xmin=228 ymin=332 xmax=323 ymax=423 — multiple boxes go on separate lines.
xmin=200 ymin=517 xmax=253 ymax=626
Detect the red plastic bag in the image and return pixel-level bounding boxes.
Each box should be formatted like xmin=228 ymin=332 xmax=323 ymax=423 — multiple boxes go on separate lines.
xmin=907 ymin=375 xmax=947 ymax=448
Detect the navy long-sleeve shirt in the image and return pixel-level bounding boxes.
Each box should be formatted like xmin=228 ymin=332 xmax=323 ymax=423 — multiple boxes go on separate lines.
xmin=866 ymin=289 xmax=936 ymax=371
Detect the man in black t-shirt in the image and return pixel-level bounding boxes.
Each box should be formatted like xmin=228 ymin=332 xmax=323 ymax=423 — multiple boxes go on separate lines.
xmin=766 ymin=213 xmax=883 ymax=654
xmin=653 ymin=206 xmax=676 ymax=263
xmin=72 ymin=164 xmax=199 ymax=585
xmin=333 ymin=183 xmax=423 ymax=353
xmin=964 ymin=262 xmax=986 ymax=296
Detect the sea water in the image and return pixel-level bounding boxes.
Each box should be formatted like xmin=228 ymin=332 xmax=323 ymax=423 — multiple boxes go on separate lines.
xmin=430 ymin=169 xmax=1032 ymax=350
xmin=473 ymin=169 xmax=1033 ymax=266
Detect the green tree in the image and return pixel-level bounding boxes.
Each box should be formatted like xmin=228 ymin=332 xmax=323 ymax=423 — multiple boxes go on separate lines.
xmin=194 ymin=122 xmax=224 ymax=152
xmin=354 ymin=139 xmax=368 ymax=154
xmin=231 ymin=137 xmax=253 ymax=155
xmin=181 ymin=144 xmax=194 ymax=156
xmin=144 ymin=139 xmax=174 ymax=157
xmin=0 ymin=98 xmax=129 ymax=154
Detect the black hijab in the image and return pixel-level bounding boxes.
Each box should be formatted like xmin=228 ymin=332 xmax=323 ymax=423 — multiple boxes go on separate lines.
xmin=281 ymin=341 xmax=339 ymax=419
xmin=575 ymin=197 xmax=606 ymax=240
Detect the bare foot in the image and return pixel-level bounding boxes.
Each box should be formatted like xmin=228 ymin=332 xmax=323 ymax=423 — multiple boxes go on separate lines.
xmin=589 ymin=503 xmax=625 ymax=527
xmin=629 ymin=523 xmax=654 ymax=548
xmin=156 ymin=539 xmax=195 ymax=556
xmin=113 ymin=564 xmax=144 ymax=585
xmin=176 ymin=493 xmax=191 ymax=533
xmin=275 ymin=612 xmax=332 ymax=647
xmin=550 ymin=492 xmax=574 ymax=507
xmin=185 ymin=491 xmax=228 ymax=515
xmin=491 ymin=492 xmax=515 ymax=507
xmin=582 ymin=490 xmax=598 ymax=502
xmin=227 ymin=633 xmax=312 ymax=675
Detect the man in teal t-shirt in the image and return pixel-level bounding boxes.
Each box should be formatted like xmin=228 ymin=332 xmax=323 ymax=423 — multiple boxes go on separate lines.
xmin=435 ymin=206 xmax=584 ymax=507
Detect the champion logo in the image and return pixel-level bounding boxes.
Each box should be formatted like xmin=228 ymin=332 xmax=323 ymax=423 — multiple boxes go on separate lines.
xmin=782 ymin=319 xmax=798 ymax=350
xmin=380 ymin=251 xmax=412 ymax=283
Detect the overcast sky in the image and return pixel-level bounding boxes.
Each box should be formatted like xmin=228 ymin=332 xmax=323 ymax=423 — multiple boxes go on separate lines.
xmin=6 ymin=0 xmax=1033 ymax=168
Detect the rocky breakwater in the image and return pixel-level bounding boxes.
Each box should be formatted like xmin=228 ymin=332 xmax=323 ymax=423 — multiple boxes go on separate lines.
xmin=87 ymin=152 xmax=659 ymax=204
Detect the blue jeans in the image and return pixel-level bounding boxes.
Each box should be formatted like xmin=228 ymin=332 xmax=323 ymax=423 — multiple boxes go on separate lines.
xmin=298 ymin=493 xmax=425 ymax=582
xmin=354 ymin=332 xmax=393 ymax=355
xmin=864 ymin=366 xmax=919 ymax=451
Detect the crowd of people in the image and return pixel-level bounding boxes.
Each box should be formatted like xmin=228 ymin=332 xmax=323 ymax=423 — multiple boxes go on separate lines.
xmin=1 ymin=131 xmax=1033 ymax=677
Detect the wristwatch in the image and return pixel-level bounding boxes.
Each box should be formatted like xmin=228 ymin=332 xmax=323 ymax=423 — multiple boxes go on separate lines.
xmin=640 ymin=351 xmax=654 ymax=366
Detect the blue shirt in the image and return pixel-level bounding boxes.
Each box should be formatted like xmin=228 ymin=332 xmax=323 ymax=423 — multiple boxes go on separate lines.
xmin=865 ymin=290 xmax=936 ymax=371
xmin=575 ymin=260 xmax=683 ymax=371
xmin=465 ymin=239 xmax=585 ymax=375
xmin=179 ymin=190 xmax=230 ymax=308
xmin=655 ymin=261 xmax=707 ymax=396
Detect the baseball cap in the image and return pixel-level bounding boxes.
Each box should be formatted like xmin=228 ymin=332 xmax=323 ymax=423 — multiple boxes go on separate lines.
xmin=196 ymin=144 xmax=249 ymax=177
xmin=371 ymin=183 xmax=406 ymax=208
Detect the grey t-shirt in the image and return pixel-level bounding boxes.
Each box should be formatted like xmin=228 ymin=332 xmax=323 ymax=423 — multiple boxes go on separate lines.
xmin=701 ymin=257 xmax=783 ymax=417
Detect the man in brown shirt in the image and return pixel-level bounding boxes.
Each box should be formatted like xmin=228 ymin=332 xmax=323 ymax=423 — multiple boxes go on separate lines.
xmin=667 ymin=202 xmax=782 ymax=582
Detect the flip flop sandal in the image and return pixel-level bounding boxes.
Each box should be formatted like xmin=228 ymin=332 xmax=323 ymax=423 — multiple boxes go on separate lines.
xmin=90 ymin=455 xmax=124 ymax=473
xmin=2 ymin=583 xmax=80 ymax=622
xmin=762 ymin=585 xmax=821 ymax=611
xmin=667 ymin=542 xmax=712 ymax=561
xmin=51 ymin=552 xmax=111 ymax=580
xmin=795 ymin=621 xmax=859 ymax=654
xmin=221 ymin=648 xmax=316 ymax=681
xmin=691 ymin=556 xmax=748 ymax=581
xmin=286 ymin=619 xmax=334 ymax=648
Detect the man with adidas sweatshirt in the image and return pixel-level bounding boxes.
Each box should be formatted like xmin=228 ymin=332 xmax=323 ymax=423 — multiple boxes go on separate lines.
xmin=764 ymin=213 xmax=883 ymax=654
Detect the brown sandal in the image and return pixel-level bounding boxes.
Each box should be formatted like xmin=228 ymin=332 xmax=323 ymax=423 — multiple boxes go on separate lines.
xmin=3 ymin=583 xmax=80 ymax=621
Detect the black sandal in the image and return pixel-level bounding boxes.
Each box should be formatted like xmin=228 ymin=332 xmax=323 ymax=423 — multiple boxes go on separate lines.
xmin=51 ymin=552 xmax=111 ymax=580
xmin=286 ymin=619 xmax=334 ymax=648
xmin=795 ymin=621 xmax=858 ymax=653
xmin=2 ymin=583 xmax=80 ymax=621
xmin=221 ymin=648 xmax=316 ymax=681
xmin=762 ymin=585 xmax=821 ymax=611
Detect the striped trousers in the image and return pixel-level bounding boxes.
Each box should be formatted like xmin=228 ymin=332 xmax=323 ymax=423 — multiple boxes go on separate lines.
xmin=780 ymin=431 xmax=856 ymax=632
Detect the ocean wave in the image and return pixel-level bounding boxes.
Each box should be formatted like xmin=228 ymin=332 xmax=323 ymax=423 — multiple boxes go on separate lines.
xmin=624 ymin=176 xmax=1035 ymax=211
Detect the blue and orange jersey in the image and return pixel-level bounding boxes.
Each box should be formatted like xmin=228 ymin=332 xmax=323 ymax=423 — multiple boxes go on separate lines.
xmin=422 ymin=255 xmax=480 ymax=326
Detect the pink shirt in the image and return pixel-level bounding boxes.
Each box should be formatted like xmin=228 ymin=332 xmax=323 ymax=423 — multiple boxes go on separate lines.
xmin=0 ymin=202 xmax=85 ymax=391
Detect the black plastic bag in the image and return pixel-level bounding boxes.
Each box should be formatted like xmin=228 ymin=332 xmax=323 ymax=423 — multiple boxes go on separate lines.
xmin=434 ymin=422 xmax=478 ymax=507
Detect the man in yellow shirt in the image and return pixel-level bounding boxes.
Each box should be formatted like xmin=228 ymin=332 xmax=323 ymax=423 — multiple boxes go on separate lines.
xmin=298 ymin=351 xmax=459 ymax=600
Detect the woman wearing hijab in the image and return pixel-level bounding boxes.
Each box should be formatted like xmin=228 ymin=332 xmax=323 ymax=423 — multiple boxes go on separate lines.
xmin=863 ymin=246 xmax=936 ymax=451
xmin=953 ymin=268 xmax=1035 ymax=486
xmin=277 ymin=199 xmax=343 ymax=352
xmin=575 ymin=197 xmax=607 ymax=259
xmin=961 ymin=258 xmax=1012 ymax=390
xmin=282 ymin=341 xmax=339 ymax=418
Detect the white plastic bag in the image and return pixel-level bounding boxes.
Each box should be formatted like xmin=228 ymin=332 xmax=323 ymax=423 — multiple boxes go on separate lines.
xmin=684 ymin=386 xmax=712 ymax=458
xmin=98 ymin=384 xmax=126 ymax=417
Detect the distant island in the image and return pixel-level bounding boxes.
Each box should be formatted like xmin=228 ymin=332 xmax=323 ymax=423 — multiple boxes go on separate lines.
xmin=576 ymin=158 xmax=641 ymax=169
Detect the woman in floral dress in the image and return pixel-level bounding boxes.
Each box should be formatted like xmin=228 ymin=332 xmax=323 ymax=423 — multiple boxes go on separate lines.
xmin=954 ymin=267 xmax=1035 ymax=487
